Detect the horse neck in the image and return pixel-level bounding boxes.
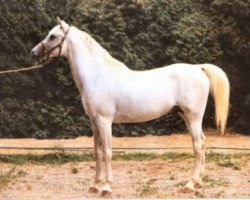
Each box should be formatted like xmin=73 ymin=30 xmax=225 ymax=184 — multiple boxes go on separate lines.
xmin=66 ymin=29 xmax=107 ymax=95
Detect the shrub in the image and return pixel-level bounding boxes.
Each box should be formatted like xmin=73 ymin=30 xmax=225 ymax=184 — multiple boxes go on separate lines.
xmin=0 ymin=0 xmax=249 ymax=138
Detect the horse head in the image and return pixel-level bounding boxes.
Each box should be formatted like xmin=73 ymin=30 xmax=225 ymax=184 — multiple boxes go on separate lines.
xmin=31 ymin=17 xmax=70 ymax=63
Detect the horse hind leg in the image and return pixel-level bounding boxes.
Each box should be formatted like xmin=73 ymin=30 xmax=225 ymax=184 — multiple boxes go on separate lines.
xmin=180 ymin=112 xmax=206 ymax=193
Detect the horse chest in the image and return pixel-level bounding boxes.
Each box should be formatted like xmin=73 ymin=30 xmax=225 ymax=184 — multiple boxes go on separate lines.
xmin=81 ymin=88 xmax=115 ymax=119
xmin=81 ymin=97 xmax=92 ymax=117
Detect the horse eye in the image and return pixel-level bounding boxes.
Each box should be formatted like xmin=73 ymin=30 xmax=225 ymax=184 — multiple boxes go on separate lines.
xmin=49 ymin=34 xmax=56 ymax=40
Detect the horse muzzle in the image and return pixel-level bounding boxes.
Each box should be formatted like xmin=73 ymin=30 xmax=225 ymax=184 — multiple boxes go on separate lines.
xmin=31 ymin=43 xmax=47 ymax=63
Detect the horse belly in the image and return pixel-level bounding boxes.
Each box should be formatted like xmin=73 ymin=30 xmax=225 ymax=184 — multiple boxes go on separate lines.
xmin=113 ymin=91 xmax=175 ymax=123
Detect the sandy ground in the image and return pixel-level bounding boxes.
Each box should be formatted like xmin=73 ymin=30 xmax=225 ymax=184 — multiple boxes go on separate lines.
xmin=0 ymin=158 xmax=249 ymax=199
xmin=0 ymin=132 xmax=249 ymax=199
xmin=0 ymin=131 xmax=249 ymax=154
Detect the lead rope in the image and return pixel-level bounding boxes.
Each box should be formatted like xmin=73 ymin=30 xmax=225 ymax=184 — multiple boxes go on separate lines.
xmin=0 ymin=64 xmax=44 ymax=74
xmin=0 ymin=58 xmax=57 ymax=75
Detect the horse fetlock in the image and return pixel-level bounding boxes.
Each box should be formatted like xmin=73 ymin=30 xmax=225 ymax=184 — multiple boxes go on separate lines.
xmin=200 ymin=166 xmax=206 ymax=177
xmin=106 ymin=175 xmax=113 ymax=184
xmin=95 ymin=176 xmax=102 ymax=184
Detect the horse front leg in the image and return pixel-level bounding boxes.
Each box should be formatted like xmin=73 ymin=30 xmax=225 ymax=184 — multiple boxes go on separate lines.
xmin=89 ymin=121 xmax=103 ymax=194
xmin=95 ymin=116 xmax=113 ymax=197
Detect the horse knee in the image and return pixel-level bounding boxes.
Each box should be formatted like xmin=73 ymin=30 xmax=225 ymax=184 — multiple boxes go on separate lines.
xmin=96 ymin=145 xmax=103 ymax=157
xmin=103 ymin=150 xmax=112 ymax=161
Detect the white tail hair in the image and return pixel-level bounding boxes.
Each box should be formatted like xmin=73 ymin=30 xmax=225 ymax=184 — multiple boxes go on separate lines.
xmin=202 ymin=64 xmax=230 ymax=134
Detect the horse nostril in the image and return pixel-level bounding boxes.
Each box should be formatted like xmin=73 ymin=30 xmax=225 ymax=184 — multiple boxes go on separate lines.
xmin=31 ymin=50 xmax=37 ymax=58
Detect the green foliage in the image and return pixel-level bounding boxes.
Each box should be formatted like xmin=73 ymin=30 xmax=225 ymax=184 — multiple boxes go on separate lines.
xmin=0 ymin=0 xmax=249 ymax=138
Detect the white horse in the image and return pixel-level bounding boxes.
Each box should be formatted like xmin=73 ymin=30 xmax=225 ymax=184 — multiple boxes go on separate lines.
xmin=31 ymin=18 xmax=230 ymax=196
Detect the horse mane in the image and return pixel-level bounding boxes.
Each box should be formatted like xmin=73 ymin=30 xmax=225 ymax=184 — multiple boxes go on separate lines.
xmin=73 ymin=26 xmax=127 ymax=69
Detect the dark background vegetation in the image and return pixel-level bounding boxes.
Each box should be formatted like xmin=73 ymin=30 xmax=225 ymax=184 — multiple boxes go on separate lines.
xmin=0 ymin=0 xmax=249 ymax=138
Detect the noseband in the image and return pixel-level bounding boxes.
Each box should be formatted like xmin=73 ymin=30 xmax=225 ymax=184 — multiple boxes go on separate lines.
xmin=40 ymin=27 xmax=70 ymax=61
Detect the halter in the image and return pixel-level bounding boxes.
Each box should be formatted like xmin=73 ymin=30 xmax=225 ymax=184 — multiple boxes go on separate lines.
xmin=40 ymin=26 xmax=70 ymax=61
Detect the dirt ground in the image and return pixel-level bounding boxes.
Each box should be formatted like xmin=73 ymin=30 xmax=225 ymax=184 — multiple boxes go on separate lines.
xmin=1 ymin=131 xmax=249 ymax=154
xmin=0 ymin=132 xmax=249 ymax=199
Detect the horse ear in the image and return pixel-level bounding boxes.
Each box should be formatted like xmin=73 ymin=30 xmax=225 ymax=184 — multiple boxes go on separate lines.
xmin=57 ymin=16 xmax=63 ymax=28
xmin=57 ymin=17 xmax=68 ymax=31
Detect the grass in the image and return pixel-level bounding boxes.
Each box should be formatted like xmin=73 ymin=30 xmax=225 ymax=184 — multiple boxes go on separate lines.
xmin=206 ymin=151 xmax=232 ymax=162
xmin=0 ymin=152 xmax=192 ymax=165
xmin=217 ymin=160 xmax=241 ymax=170
xmin=206 ymin=151 xmax=248 ymax=170
xmin=137 ymin=180 xmax=158 ymax=197
xmin=0 ymin=152 xmax=94 ymax=165
xmin=162 ymin=152 xmax=193 ymax=161
xmin=0 ymin=151 xmax=248 ymax=168
xmin=206 ymin=151 xmax=248 ymax=162
xmin=0 ymin=167 xmax=26 ymax=191
xmin=203 ymin=175 xmax=229 ymax=188
xmin=195 ymin=190 xmax=205 ymax=198
xmin=113 ymin=152 xmax=158 ymax=161
xmin=0 ymin=167 xmax=16 ymax=190
xmin=174 ymin=180 xmax=187 ymax=187
xmin=71 ymin=167 xmax=79 ymax=174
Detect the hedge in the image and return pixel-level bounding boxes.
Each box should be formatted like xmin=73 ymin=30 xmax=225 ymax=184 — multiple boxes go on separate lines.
xmin=0 ymin=0 xmax=249 ymax=138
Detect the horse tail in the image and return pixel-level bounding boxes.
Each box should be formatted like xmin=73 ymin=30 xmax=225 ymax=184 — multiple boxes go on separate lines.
xmin=201 ymin=64 xmax=230 ymax=134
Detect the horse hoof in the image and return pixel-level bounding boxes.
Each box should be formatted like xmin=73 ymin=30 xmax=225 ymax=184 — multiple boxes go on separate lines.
xmin=194 ymin=181 xmax=203 ymax=188
xmin=89 ymin=186 xmax=99 ymax=193
xmin=101 ymin=190 xmax=112 ymax=198
xmin=180 ymin=186 xmax=195 ymax=193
